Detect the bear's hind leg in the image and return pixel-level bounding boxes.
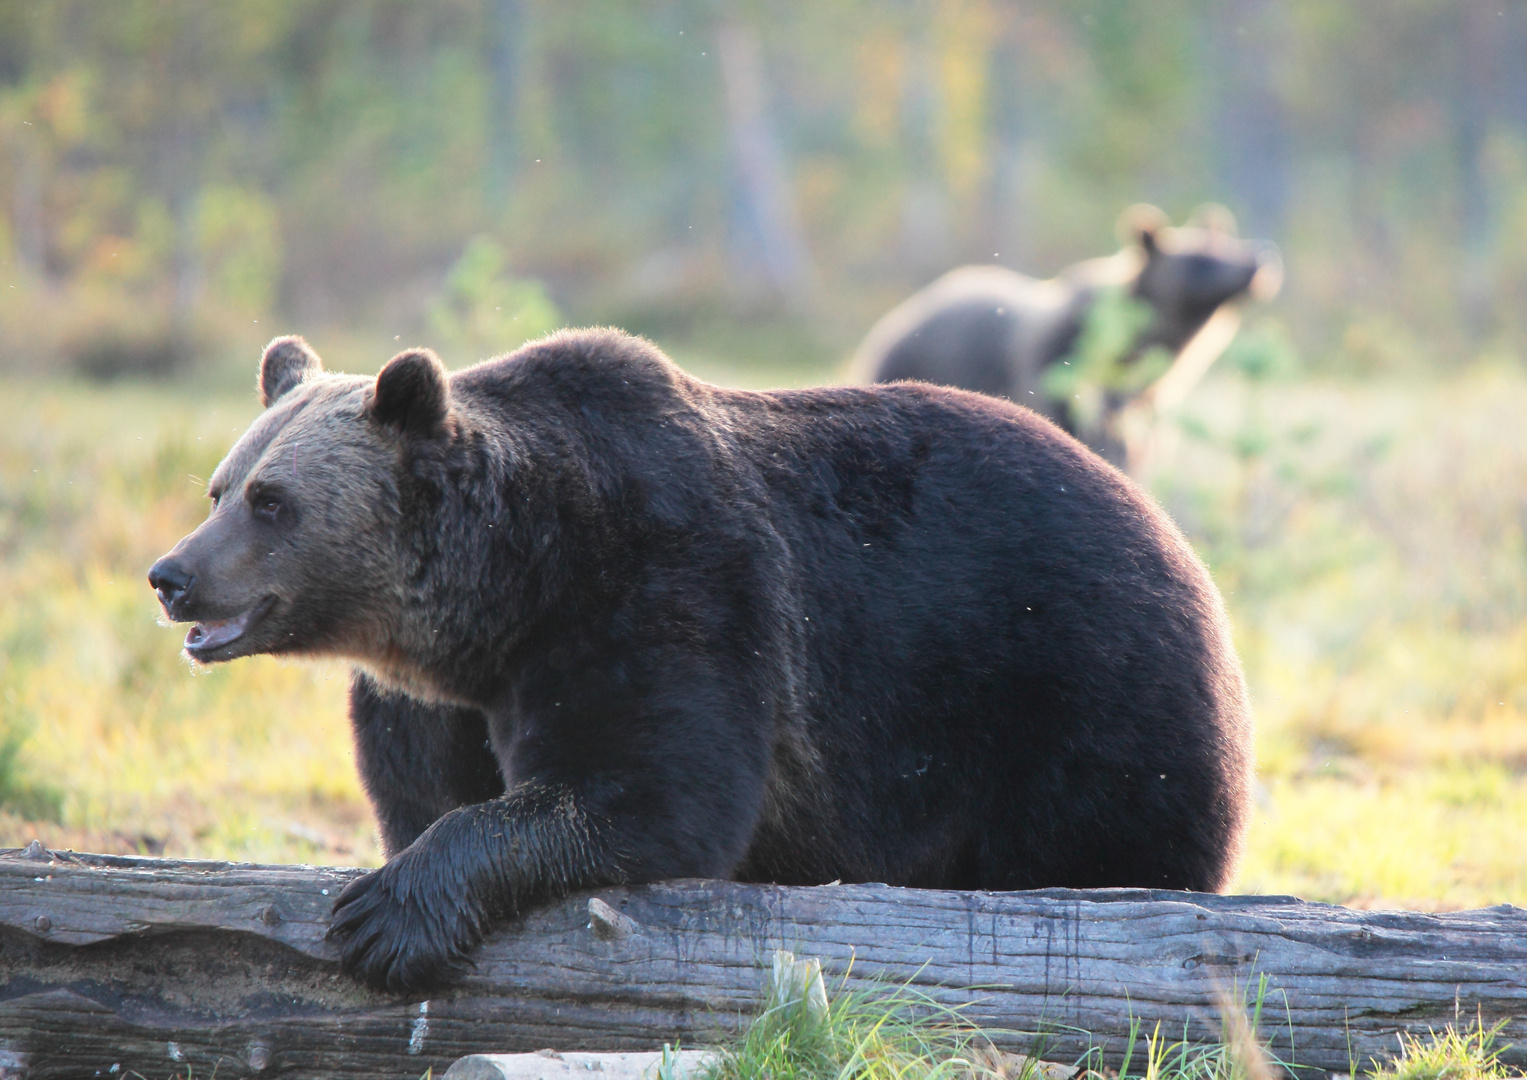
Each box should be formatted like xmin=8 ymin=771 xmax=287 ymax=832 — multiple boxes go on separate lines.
xmin=348 ymin=672 xmax=505 ymax=857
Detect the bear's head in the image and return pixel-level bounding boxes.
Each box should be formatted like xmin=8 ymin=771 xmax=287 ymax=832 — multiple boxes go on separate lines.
xmin=1120 ymin=204 xmax=1282 ymax=347
xmin=148 ymin=336 xmax=453 ymax=671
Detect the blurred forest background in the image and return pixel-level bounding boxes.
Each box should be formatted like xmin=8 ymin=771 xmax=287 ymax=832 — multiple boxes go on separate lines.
xmin=4 ymin=0 xmax=1527 ymax=373
xmin=3 ymin=0 xmax=1527 ymax=907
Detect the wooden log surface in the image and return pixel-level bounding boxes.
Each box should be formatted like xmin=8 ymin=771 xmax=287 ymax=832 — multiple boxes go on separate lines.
xmin=0 ymin=846 xmax=1523 ymax=1079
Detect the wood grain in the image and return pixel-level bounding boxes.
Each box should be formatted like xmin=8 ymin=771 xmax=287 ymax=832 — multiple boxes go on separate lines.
xmin=0 ymin=847 xmax=1522 ymax=1079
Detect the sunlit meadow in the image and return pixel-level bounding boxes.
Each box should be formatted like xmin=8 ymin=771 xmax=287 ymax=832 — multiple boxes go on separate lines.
xmin=2 ymin=340 xmax=1525 ymax=907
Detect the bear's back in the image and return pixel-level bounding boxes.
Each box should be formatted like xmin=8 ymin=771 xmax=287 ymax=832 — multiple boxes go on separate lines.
xmin=851 ymin=267 xmax=1079 ymax=402
xmin=723 ymin=379 xmax=1218 ymax=653
xmin=449 ymin=330 xmax=1223 ymax=685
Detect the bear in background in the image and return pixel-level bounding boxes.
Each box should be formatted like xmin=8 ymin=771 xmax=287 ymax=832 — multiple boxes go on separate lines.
xmin=148 ymin=328 xmax=1253 ymax=993
xmin=853 ymin=205 xmax=1282 ymax=469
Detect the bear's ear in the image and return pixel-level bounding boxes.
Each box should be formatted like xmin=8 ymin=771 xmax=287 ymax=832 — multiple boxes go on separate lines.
xmin=1187 ymin=203 xmax=1238 ymax=236
xmin=1117 ymin=203 xmax=1168 ymax=254
xmin=370 ymin=348 xmax=451 ymax=436
xmin=260 ymin=336 xmax=324 ymax=407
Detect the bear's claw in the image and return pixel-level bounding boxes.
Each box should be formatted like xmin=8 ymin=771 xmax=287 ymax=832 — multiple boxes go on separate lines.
xmin=328 ymin=863 xmax=478 ymax=993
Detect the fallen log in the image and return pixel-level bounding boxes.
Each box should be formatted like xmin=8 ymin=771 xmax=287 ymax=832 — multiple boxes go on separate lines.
xmin=0 ymin=846 xmax=1523 ymax=1079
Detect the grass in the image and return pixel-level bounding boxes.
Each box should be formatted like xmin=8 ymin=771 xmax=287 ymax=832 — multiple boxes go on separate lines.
xmin=690 ymin=955 xmax=1523 ymax=1080
xmin=692 ymin=953 xmax=1008 ymax=1080
xmin=1369 ymin=1021 xmax=1517 ymax=1080
xmin=1145 ymin=359 xmax=1527 ymax=908
xmin=0 ymin=378 xmax=375 ymax=864
xmin=0 ymin=342 xmax=1525 ymax=906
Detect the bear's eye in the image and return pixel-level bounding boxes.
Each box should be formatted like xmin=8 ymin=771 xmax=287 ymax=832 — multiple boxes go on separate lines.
xmin=250 ymin=491 xmax=284 ymax=520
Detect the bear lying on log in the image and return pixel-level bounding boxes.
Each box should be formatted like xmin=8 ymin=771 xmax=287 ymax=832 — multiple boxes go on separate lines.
xmin=148 ymin=328 xmax=1252 ymax=993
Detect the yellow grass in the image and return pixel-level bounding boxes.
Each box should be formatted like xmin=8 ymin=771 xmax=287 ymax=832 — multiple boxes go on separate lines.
xmin=1 ymin=357 xmax=1525 ymax=908
xmin=0 ymin=379 xmax=376 ymax=864
xmin=1147 ymin=363 xmax=1527 ymax=909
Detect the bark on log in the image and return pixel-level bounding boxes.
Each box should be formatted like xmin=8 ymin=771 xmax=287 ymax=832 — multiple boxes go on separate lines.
xmin=0 ymin=847 xmax=1523 ymax=1079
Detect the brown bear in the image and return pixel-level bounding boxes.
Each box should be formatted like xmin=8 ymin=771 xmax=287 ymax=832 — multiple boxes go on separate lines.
xmin=148 ymin=328 xmax=1253 ymax=993
xmin=853 ymin=205 xmax=1281 ymax=467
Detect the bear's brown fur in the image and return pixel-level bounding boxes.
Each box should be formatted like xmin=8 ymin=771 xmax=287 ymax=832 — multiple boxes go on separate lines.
xmin=150 ymin=329 xmax=1253 ymax=993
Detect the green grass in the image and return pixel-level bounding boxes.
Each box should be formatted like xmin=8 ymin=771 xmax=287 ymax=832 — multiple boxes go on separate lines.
xmin=693 ymin=953 xmax=1009 ymax=1080
xmin=692 ymin=956 xmax=1522 ymax=1080
xmin=1 ymin=351 xmax=1526 ymax=906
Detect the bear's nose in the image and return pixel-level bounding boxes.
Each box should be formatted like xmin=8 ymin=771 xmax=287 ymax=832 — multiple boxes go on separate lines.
xmin=148 ymin=558 xmax=195 ymax=611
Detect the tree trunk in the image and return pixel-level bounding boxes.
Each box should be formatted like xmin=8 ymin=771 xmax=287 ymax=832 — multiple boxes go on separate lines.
xmin=0 ymin=847 xmax=1523 ymax=1079
xmin=715 ymin=21 xmax=815 ymax=308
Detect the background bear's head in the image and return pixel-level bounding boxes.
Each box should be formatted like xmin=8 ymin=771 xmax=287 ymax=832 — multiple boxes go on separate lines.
xmin=1122 ymin=204 xmax=1283 ymax=348
xmin=147 ymin=336 xmax=452 ymax=672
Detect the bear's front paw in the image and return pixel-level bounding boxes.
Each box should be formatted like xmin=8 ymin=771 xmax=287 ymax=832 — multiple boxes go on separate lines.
xmin=327 ymin=859 xmax=483 ymax=993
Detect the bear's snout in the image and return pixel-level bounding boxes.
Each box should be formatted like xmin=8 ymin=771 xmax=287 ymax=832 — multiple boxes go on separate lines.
xmin=1249 ymin=242 xmax=1283 ymax=301
xmin=148 ymin=557 xmax=195 ymax=615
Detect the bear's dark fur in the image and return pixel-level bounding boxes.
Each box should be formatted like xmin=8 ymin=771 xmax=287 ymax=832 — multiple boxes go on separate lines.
xmin=854 ymin=205 xmax=1281 ymax=462
xmin=149 ymin=328 xmax=1253 ymax=993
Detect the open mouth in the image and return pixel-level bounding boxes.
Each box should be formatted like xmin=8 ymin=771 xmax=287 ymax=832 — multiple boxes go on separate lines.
xmin=184 ymin=596 xmax=276 ymax=657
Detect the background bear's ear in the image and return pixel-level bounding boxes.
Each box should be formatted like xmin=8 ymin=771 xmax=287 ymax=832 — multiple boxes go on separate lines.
xmin=1186 ymin=203 xmax=1239 ymax=236
xmin=260 ymin=336 xmax=324 ymax=408
xmin=369 ymin=348 xmax=451 ymax=436
xmin=1116 ymin=203 xmax=1168 ymax=254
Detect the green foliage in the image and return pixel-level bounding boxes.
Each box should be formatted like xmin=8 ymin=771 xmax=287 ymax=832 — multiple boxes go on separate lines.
xmin=1041 ymin=287 xmax=1167 ymax=433
xmin=1221 ymin=319 xmax=1302 ymax=383
xmin=195 ymin=185 xmax=283 ymax=314
xmin=426 ymin=236 xmax=563 ymax=363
